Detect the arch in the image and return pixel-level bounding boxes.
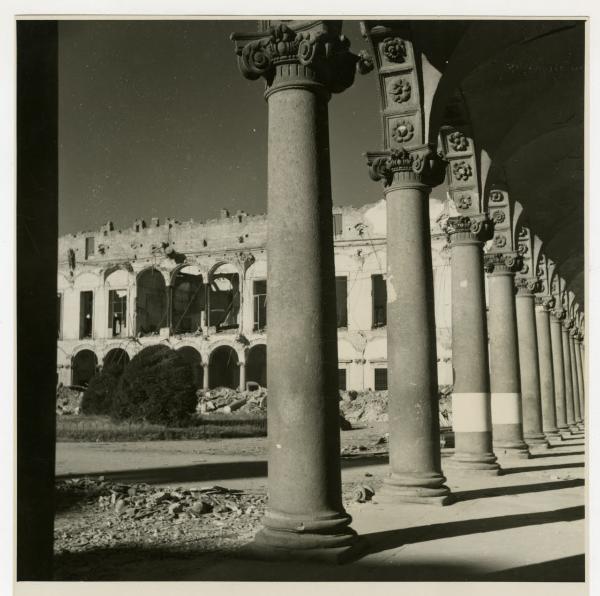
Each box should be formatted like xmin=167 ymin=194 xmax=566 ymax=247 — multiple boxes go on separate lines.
xmin=103 ymin=348 xmax=130 ymax=375
xmin=136 ymin=268 xmax=167 ymax=336
xmin=209 ymin=345 xmax=239 ymax=389
xmin=246 ymin=343 xmax=267 ymax=388
xmin=207 ymin=262 xmax=241 ymax=331
xmin=172 ymin=265 xmax=205 ymax=334
xmin=177 ymin=346 xmax=204 ymax=389
xmin=72 ymin=349 xmax=98 ymax=387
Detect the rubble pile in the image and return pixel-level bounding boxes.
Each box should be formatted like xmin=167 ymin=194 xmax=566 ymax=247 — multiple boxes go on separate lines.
xmin=339 ymin=388 xmax=454 ymax=428
xmin=339 ymin=390 xmax=388 ymax=424
xmin=196 ymin=387 xmax=267 ymax=416
xmin=54 ymin=477 xmax=267 ymax=554
xmin=56 ymin=385 xmax=83 ymax=416
xmin=341 ymin=434 xmax=388 ymax=457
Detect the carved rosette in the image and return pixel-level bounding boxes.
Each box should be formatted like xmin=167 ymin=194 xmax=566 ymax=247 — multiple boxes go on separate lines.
xmin=366 ymin=145 xmax=446 ymax=189
xmin=444 ymin=214 xmax=494 ymax=245
xmin=483 ymin=252 xmax=521 ymax=275
xmin=515 ymin=276 xmax=542 ymax=295
xmin=231 ymin=22 xmax=372 ymax=97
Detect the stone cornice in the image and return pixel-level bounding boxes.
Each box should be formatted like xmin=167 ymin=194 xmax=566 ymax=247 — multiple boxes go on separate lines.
xmin=366 ymin=145 xmax=447 ymax=190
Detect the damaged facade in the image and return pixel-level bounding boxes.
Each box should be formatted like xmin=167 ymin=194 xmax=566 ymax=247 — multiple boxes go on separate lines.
xmin=57 ymin=200 xmax=453 ymax=391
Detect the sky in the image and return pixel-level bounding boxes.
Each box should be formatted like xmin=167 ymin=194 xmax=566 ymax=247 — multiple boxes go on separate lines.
xmin=58 ymin=20 xmax=448 ymax=235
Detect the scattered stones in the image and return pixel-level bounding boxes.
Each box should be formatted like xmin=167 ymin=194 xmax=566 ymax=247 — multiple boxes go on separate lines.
xmin=56 ymin=385 xmax=84 ymax=416
xmin=196 ymin=387 xmax=267 ymax=416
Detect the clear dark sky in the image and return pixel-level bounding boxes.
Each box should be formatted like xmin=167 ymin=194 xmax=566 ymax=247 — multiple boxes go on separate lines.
xmin=59 ymin=20 xmax=446 ymax=235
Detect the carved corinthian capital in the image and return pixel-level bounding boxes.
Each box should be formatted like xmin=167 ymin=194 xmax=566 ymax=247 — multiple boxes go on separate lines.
xmin=231 ymin=22 xmax=371 ymax=97
xmin=444 ymin=214 xmax=494 ymax=245
xmin=515 ymin=276 xmax=542 ymax=295
xmin=535 ymin=295 xmax=556 ymax=311
xmin=366 ymin=145 xmax=447 ymax=189
xmin=483 ymin=252 xmax=522 ymax=275
xmin=552 ymin=306 xmax=566 ymax=321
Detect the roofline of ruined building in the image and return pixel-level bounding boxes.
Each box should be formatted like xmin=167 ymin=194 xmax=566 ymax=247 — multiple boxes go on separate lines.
xmin=58 ymin=198 xmax=449 ymax=242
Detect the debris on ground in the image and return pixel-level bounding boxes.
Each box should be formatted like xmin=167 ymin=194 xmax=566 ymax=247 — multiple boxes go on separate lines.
xmin=196 ymin=387 xmax=267 ymax=416
xmin=339 ymin=387 xmax=454 ymax=428
xmin=56 ymin=385 xmax=84 ymax=416
xmin=54 ymin=477 xmax=267 ymax=557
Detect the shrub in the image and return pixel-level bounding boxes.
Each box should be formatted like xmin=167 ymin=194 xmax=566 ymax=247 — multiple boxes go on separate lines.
xmin=111 ymin=345 xmax=197 ymax=426
xmin=80 ymin=365 xmax=121 ymax=415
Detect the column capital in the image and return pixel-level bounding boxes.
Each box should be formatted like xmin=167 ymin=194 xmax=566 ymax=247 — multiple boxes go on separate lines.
xmin=535 ymin=295 xmax=556 ymax=311
xmin=515 ymin=276 xmax=542 ymax=296
xmin=231 ymin=22 xmax=371 ymax=98
xmin=552 ymin=306 xmax=566 ymax=322
xmin=563 ymin=317 xmax=575 ymax=330
xmin=366 ymin=145 xmax=447 ymax=190
xmin=444 ymin=214 xmax=493 ymax=246
xmin=483 ymin=252 xmax=521 ymax=275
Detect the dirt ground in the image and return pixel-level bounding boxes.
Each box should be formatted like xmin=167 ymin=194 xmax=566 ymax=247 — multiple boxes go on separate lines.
xmin=53 ymin=426 xmax=586 ymax=582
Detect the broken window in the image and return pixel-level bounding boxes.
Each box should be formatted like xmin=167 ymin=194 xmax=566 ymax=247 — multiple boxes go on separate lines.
xmin=108 ymin=289 xmax=127 ymax=337
xmin=136 ymin=269 xmax=167 ymax=335
xmin=336 ymin=276 xmax=348 ymax=328
xmin=338 ymin=368 xmax=347 ymax=391
xmin=208 ymin=266 xmax=240 ymax=331
xmin=253 ymin=279 xmax=267 ymax=332
xmin=79 ymin=291 xmax=93 ymax=339
xmin=85 ymin=236 xmax=95 ymax=259
xmin=172 ymin=266 xmax=205 ymax=334
xmin=374 ymin=367 xmax=388 ymax=391
xmin=333 ymin=213 xmax=343 ymax=237
xmin=57 ymin=293 xmax=62 ymax=339
xmin=372 ymin=274 xmax=387 ymax=328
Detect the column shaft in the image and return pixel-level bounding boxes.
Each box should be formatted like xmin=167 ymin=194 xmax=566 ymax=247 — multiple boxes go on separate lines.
xmin=381 ymin=183 xmax=450 ymax=505
xmin=202 ymin=363 xmax=209 ymax=391
xmin=260 ymin=85 xmax=355 ymax=552
xmin=447 ymin=225 xmax=499 ymax=474
xmin=535 ymin=305 xmax=559 ymax=438
xmin=488 ymin=273 xmax=530 ymax=458
xmin=575 ymin=339 xmax=585 ymax=424
xmin=569 ymin=334 xmax=581 ymax=424
xmin=515 ymin=292 xmax=547 ymax=447
xmin=550 ymin=316 xmax=569 ymax=432
xmin=239 ymin=362 xmax=246 ymax=392
xmin=561 ymin=325 xmax=577 ymax=430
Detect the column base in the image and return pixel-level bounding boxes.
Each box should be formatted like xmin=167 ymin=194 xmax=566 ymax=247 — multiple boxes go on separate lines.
xmin=242 ymin=532 xmax=365 ymax=564
xmin=525 ymin=433 xmax=550 ymax=449
xmin=378 ymin=472 xmax=453 ymax=506
xmin=568 ymin=424 xmax=583 ymax=434
xmin=543 ymin=429 xmax=561 ymax=440
xmin=493 ymin=443 xmax=531 ymax=459
xmin=446 ymin=452 xmax=501 ymax=476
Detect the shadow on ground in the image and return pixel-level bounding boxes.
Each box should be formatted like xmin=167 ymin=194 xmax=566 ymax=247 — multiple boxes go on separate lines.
xmin=53 ymin=505 xmax=585 ymax=581
xmin=451 ymin=478 xmax=584 ymax=502
xmin=500 ymin=462 xmax=584 ymax=475
xmin=55 ymin=453 xmax=389 ymax=486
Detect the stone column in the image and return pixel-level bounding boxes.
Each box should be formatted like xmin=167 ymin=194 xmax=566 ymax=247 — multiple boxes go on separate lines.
xmin=561 ymin=319 xmax=578 ymax=432
xmin=514 ymin=278 xmax=548 ymax=449
xmin=534 ymin=297 xmax=560 ymax=439
xmin=239 ymin=361 xmax=246 ymax=392
xmin=202 ymin=362 xmax=209 ymax=391
xmin=575 ymin=332 xmax=585 ymax=428
xmin=232 ymin=21 xmax=365 ymax=560
xmin=569 ymin=329 xmax=582 ymax=426
xmin=550 ymin=308 xmax=569 ymax=435
xmin=367 ymin=146 xmax=451 ymax=505
xmin=167 ymin=284 xmax=175 ymax=333
xmin=484 ymin=254 xmax=530 ymax=459
xmin=445 ymin=216 xmax=500 ymax=474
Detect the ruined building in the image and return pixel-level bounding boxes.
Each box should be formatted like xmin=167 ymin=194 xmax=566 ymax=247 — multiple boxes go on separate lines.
xmin=56 ymin=199 xmax=454 ymax=391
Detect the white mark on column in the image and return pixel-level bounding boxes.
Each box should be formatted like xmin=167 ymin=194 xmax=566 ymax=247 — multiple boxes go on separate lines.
xmin=387 ymin=274 xmax=397 ymax=304
xmin=276 ymin=444 xmax=281 ymax=449
xmin=460 ymin=280 xmax=468 ymax=288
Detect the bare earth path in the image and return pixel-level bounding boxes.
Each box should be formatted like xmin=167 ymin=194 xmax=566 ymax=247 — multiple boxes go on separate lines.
xmin=54 ymin=427 xmax=585 ymax=582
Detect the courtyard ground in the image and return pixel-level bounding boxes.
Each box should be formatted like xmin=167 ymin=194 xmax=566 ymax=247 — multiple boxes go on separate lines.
xmin=54 ymin=424 xmax=586 ymax=583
